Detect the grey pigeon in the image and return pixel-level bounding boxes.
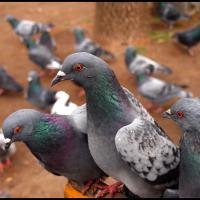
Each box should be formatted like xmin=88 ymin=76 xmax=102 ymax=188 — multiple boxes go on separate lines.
xmin=134 ymin=69 xmax=193 ymax=112
xmin=158 ymin=2 xmax=191 ymax=29
xmin=23 ymin=37 xmax=61 ymax=72
xmin=6 ymin=15 xmax=54 ymax=41
xmin=73 ymin=27 xmax=115 ymax=61
xmin=125 ymin=46 xmax=172 ymax=75
xmin=26 ymin=70 xmax=56 ymax=110
xmin=51 ymin=52 xmax=180 ymax=198
xmin=0 ymin=66 xmax=23 ymax=94
xmin=2 ymin=108 xmax=105 ymax=189
xmin=173 ymin=24 xmax=200 ymax=55
xmin=0 ymin=131 xmax=16 ymax=171
xmin=162 ymin=97 xmax=200 ymax=198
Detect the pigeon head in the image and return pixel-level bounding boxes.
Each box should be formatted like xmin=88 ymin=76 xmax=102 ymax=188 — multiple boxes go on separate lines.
xmin=5 ymin=15 xmax=15 ymax=22
xmin=28 ymin=70 xmax=40 ymax=82
xmin=51 ymin=52 xmax=113 ymax=88
xmin=162 ymin=98 xmax=200 ymax=131
xmin=73 ymin=27 xmax=85 ymax=44
xmin=2 ymin=109 xmax=40 ymax=149
xmin=5 ymin=15 xmax=18 ymax=28
xmin=125 ymin=46 xmax=137 ymax=66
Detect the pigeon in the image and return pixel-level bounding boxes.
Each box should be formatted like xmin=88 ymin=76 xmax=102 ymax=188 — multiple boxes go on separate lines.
xmin=51 ymin=52 xmax=180 ymax=198
xmin=158 ymin=2 xmax=191 ymax=29
xmin=173 ymin=24 xmax=200 ymax=55
xmin=73 ymin=27 xmax=115 ymax=61
xmin=125 ymin=46 xmax=172 ymax=75
xmin=36 ymin=31 xmax=56 ymax=52
xmin=0 ymin=131 xmax=16 ymax=172
xmin=6 ymin=15 xmax=54 ymax=41
xmin=0 ymin=66 xmax=23 ymax=95
xmin=162 ymin=97 xmax=200 ymax=197
xmin=26 ymin=70 xmax=56 ymax=110
xmin=2 ymin=108 xmax=106 ymax=193
xmin=134 ymin=69 xmax=193 ymax=112
xmin=51 ymin=91 xmax=78 ymax=115
xmin=23 ymin=37 xmax=61 ymax=74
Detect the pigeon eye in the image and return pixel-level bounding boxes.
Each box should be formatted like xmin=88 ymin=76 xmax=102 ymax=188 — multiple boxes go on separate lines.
xmin=176 ymin=111 xmax=184 ymax=119
xmin=14 ymin=126 xmax=22 ymax=134
xmin=73 ymin=63 xmax=84 ymax=72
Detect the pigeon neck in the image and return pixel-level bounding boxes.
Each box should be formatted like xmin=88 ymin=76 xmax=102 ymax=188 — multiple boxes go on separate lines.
xmin=26 ymin=114 xmax=74 ymax=153
xmin=191 ymin=25 xmax=200 ymax=37
xmin=180 ymin=130 xmax=200 ymax=183
xmin=25 ymin=39 xmax=36 ymax=49
xmin=135 ymin=73 xmax=147 ymax=84
xmin=85 ymin=71 xmax=132 ymax=125
xmin=125 ymin=50 xmax=136 ymax=66
xmin=74 ymin=31 xmax=85 ymax=44
xmin=8 ymin=18 xmax=19 ymax=28
xmin=29 ymin=78 xmax=41 ymax=92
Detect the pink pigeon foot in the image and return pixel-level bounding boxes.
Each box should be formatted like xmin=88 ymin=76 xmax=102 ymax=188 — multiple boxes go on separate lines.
xmin=95 ymin=181 xmax=124 ymax=198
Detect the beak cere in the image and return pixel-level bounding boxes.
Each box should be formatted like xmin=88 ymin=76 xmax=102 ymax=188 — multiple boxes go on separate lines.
xmin=162 ymin=109 xmax=172 ymax=119
xmin=5 ymin=138 xmax=12 ymax=150
xmin=51 ymin=71 xmax=66 ymax=87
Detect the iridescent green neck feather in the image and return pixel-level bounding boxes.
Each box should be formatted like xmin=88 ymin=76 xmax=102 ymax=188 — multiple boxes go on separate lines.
xmin=85 ymin=70 xmax=132 ymax=125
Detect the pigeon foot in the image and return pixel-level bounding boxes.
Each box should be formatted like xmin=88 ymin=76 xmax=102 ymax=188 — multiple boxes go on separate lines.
xmin=95 ymin=181 xmax=123 ymax=198
xmin=78 ymin=89 xmax=85 ymax=98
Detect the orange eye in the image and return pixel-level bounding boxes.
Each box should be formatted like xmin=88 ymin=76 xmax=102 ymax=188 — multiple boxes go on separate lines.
xmin=73 ymin=63 xmax=84 ymax=72
xmin=176 ymin=111 xmax=184 ymax=119
xmin=14 ymin=126 xmax=22 ymax=134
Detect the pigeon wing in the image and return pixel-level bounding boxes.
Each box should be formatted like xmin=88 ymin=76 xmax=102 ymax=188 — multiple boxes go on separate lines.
xmin=115 ymin=117 xmax=180 ymax=185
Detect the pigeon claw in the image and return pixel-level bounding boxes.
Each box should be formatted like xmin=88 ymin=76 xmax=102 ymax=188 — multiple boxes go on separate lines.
xmin=95 ymin=181 xmax=124 ymax=198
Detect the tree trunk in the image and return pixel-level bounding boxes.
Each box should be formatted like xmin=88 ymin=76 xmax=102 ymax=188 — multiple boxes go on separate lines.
xmin=94 ymin=2 xmax=152 ymax=44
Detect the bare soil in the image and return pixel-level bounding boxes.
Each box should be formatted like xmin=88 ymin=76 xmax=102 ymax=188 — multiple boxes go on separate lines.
xmin=0 ymin=2 xmax=200 ymax=198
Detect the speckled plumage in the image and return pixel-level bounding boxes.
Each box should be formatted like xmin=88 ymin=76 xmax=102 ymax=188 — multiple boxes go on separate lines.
xmin=2 ymin=108 xmax=105 ymax=185
xmin=52 ymin=52 xmax=180 ymax=198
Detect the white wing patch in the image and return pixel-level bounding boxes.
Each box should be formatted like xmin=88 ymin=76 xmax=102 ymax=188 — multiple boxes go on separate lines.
xmin=115 ymin=117 xmax=180 ymax=182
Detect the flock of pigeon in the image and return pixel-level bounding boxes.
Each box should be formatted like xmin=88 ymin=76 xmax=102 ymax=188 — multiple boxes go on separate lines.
xmin=1 ymin=2 xmax=200 ymax=198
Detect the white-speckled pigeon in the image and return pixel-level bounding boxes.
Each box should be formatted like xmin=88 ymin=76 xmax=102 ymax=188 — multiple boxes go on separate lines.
xmin=51 ymin=91 xmax=78 ymax=115
xmin=2 ymin=108 xmax=106 ymax=192
xmin=51 ymin=52 xmax=180 ymax=198
xmin=6 ymin=15 xmax=54 ymax=41
xmin=125 ymin=46 xmax=172 ymax=75
xmin=0 ymin=66 xmax=23 ymax=95
xmin=26 ymin=70 xmax=56 ymax=110
xmin=163 ymin=97 xmax=200 ymax=198
xmin=73 ymin=27 xmax=115 ymax=61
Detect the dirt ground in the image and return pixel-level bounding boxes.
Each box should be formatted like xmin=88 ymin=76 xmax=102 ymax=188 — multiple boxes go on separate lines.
xmin=0 ymin=2 xmax=200 ymax=198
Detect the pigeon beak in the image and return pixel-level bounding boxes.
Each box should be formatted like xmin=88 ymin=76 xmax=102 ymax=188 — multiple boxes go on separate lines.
xmin=162 ymin=109 xmax=172 ymax=119
xmin=51 ymin=71 xmax=70 ymax=87
xmin=4 ymin=138 xmax=12 ymax=150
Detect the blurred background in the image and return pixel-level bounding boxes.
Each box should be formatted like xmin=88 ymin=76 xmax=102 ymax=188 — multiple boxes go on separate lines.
xmin=1 ymin=2 xmax=200 ymax=198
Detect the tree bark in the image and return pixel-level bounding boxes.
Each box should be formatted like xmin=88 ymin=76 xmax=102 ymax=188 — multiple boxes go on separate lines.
xmin=94 ymin=2 xmax=152 ymax=43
